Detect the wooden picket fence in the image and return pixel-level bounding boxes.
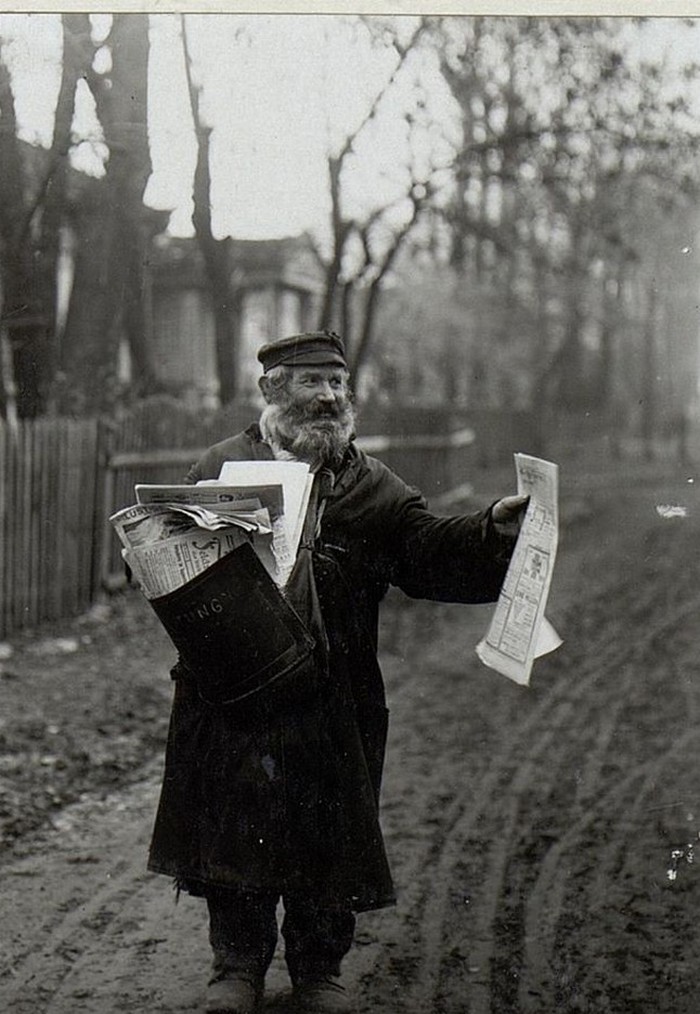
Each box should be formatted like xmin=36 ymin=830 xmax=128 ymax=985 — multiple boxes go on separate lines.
xmin=0 ymin=397 xmax=476 ymax=640
xmin=0 ymin=418 xmax=101 ymax=637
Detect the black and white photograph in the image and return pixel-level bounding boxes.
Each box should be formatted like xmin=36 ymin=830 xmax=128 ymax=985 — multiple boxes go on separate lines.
xmin=1 ymin=4 xmax=699 ymax=1013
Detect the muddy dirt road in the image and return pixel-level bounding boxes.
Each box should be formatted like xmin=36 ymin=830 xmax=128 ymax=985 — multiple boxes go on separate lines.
xmin=1 ymin=459 xmax=700 ymax=1013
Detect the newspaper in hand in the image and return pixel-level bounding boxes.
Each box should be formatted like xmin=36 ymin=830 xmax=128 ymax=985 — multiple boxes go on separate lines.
xmin=476 ymin=453 xmax=562 ymax=686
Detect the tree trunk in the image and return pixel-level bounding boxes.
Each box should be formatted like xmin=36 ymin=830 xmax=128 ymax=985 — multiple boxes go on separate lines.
xmin=349 ymin=190 xmax=425 ymax=385
xmin=527 ymin=256 xmax=553 ymax=456
xmin=317 ymin=156 xmax=347 ymax=332
xmin=191 ymin=124 xmax=238 ymax=405
xmin=59 ymin=13 xmax=154 ymax=414
xmin=349 ymin=282 xmax=380 ymax=386
xmin=0 ymin=55 xmax=50 ymax=417
xmin=340 ymin=280 xmax=354 ymax=351
xmin=182 ymin=16 xmax=237 ymax=405
xmin=42 ymin=18 xmax=94 ymax=348
xmin=552 ymin=260 xmax=587 ymax=411
xmin=0 ymin=16 xmax=98 ymax=417
xmin=640 ymin=280 xmax=657 ymax=461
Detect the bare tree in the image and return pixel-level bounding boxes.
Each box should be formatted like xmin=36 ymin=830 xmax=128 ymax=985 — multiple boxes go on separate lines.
xmin=181 ymin=14 xmax=238 ymax=406
xmin=59 ymin=13 xmax=158 ymax=414
xmin=0 ymin=14 xmax=94 ymax=417
xmin=436 ymin=16 xmax=700 ymax=439
xmin=312 ymin=18 xmax=436 ymax=382
xmin=0 ymin=13 xmax=165 ymax=417
xmin=344 ymin=183 xmax=434 ymax=379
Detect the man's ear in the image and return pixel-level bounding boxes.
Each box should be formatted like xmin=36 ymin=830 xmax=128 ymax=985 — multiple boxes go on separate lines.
xmin=258 ymin=375 xmax=272 ymax=403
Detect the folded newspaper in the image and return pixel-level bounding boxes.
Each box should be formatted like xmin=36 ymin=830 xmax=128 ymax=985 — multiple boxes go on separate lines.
xmin=476 ymin=453 xmax=562 ymax=686
xmin=110 ymin=460 xmax=313 ymax=598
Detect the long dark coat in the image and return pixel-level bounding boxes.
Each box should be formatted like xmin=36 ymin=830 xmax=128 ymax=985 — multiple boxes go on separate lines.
xmin=147 ymin=425 xmax=514 ymax=912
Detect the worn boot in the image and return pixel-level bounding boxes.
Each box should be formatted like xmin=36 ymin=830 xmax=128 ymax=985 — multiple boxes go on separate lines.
xmin=205 ymin=972 xmax=263 ymax=1014
xmin=205 ymin=888 xmax=278 ymax=1013
xmin=291 ymin=975 xmax=354 ymax=1013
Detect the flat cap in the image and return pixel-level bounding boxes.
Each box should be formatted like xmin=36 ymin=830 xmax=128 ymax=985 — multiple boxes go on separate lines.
xmin=257 ymin=331 xmax=347 ymax=373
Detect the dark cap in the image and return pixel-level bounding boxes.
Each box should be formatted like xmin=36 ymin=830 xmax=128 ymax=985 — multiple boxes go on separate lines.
xmin=257 ymin=331 xmax=347 ymax=373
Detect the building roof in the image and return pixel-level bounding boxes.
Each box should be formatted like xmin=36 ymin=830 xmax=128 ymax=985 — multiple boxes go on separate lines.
xmin=150 ymin=233 xmax=325 ymax=295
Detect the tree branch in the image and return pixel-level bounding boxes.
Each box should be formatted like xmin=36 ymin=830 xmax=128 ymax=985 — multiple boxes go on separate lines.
xmin=336 ymin=19 xmax=427 ymax=162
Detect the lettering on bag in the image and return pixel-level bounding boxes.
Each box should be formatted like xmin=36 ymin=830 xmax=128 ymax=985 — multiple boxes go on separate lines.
xmin=175 ymin=595 xmax=228 ymax=626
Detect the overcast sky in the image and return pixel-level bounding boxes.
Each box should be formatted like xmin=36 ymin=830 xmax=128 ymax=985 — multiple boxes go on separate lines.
xmin=0 ymin=12 xmax=697 ymax=241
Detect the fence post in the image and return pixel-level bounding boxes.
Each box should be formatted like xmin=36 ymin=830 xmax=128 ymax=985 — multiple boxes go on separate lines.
xmin=91 ymin=418 xmax=116 ymax=596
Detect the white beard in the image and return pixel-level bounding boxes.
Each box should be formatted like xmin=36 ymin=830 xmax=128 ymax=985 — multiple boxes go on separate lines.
xmin=260 ymin=400 xmax=355 ymax=468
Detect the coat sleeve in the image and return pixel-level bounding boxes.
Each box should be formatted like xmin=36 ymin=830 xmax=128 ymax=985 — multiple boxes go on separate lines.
xmin=368 ymin=462 xmax=516 ymax=604
xmin=182 ymin=430 xmax=263 ymax=484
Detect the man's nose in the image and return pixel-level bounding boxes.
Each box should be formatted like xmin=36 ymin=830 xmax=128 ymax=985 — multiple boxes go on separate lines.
xmin=315 ymin=382 xmax=335 ymax=401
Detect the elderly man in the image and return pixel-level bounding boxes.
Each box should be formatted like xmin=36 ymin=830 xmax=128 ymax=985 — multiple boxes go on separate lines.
xmin=147 ymin=331 xmax=527 ymax=1014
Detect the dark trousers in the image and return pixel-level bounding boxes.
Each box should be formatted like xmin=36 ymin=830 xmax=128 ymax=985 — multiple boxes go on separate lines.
xmin=206 ymin=887 xmax=356 ymax=985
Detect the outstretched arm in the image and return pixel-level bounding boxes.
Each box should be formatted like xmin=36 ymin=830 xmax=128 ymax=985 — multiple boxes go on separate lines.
xmin=388 ymin=491 xmax=527 ymax=604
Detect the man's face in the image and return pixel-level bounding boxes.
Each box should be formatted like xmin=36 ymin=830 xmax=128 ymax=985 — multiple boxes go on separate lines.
xmin=284 ymin=366 xmax=349 ymax=418
xmin=260 ymin=364 xmax=355 ymax=466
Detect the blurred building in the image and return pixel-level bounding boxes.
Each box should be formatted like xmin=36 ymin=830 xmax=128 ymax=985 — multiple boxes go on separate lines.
xmin=145 ymin=233 xmax=324 ymax=407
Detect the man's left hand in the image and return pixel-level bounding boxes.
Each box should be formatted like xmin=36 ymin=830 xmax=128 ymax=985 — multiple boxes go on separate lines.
xmin=491 ymin=494 xmax=530 ymax=532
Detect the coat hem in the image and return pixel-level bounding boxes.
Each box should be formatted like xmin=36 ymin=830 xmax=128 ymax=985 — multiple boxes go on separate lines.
xmin=146 ymin=861 xmax=396 ymax=913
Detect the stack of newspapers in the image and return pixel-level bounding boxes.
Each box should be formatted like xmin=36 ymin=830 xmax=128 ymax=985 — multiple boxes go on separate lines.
xmin=110 ymin=460 xmax=314 ymax=599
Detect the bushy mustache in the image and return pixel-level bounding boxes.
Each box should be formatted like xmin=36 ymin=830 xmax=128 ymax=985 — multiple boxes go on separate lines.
xmin=289 ymin=401 xmax=344 ymax=422
xmin=267 ymin=398 xmax=354 ymax=436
